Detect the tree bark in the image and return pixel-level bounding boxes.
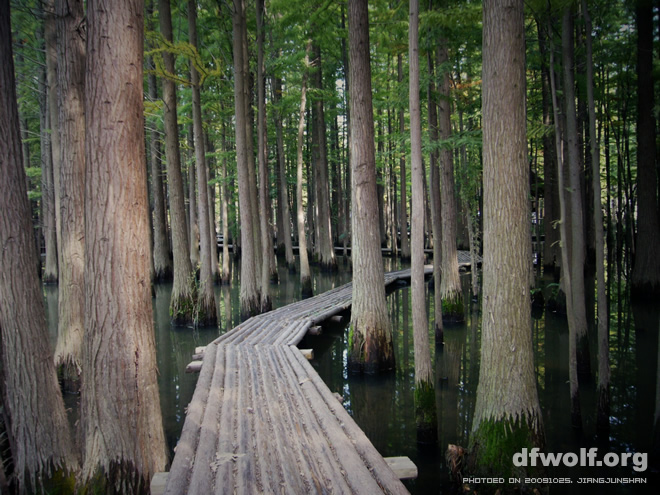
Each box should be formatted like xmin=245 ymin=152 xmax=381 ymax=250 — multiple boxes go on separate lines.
xmin=397 ymin=54 xmax=410 ymax=261
xmin=189 ymin=0 xmax=217 ymax=326
xmin=81 ymin=2 xmax=167 ymax=490
xmin=409 ymin=0 xmax=436 ymax=444
xmin=1 ymin=4 xmax=79 ymax=489
xmin=347 ymin=0 xmax=394 ymax=373
xmin=54 ymin=0 xmax=86 ymax=382
xmin=563 ymin=7 xmax=591 ymax=380
xmin=147 ymin=37 xmax=172 ymax=282
xmin=631 ymin=0 xmax=660 ymax=300
xmin=274 ymin=74 xmax=296 ymax=271
xmin=437 ymin=37 xmax=463 ymax=324
xmin=296 ymin=43 xmax=313 ymax=298
xmin=470 ymin=0 xmax=545 ymax=480
xmin=582 ymin=0 xmax=610 ymax=434
xmin=233 ymin=0 xmax=260 ymax=317
xmin=257 ymin=0 xmax=274 ymax=312
xmin=220 ymin=114 xmax=231 ymax=284
xmin=159 ymin=0 xmax=195 ymax=325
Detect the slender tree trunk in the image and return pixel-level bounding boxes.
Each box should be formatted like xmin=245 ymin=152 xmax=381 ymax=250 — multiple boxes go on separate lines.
xmin=147 ymin=49 xmax=172 ymax=282
xmin=409 ymin=0 xmax=436 ymax=444
xmin=397 ymin=54 xmax=410 ymax=261
xmin=582 ymin=0 xmax=610 ymax=434
xmin=563 ymin=7 xmax=591 ymax=380
xmin=54 ymin=0 xmax=86 ymax=382
xmin=45 ymin=0 xmax=61 ymax=285
xmin=220 ymin=116 xmax=231 ymax=284
xmin=256 ymin=0 xmax=273 ymax=311
xmin=273 ymin=74 xmax=295 ymax=271
xmin=39 ymin=56 xmax=58 ymax=284
xmin=427 ymin=37 xmax=443 ymax=343
xmin=159 ymin=0 xmax=195 ymax=325
xmin=631 ymin=0 xmax=660 ymax=300
xmin=188 ymin=125 xmax=200 ymax=268
xmin=207 ymin=135 xmax=220 ymax=283
xmin=233 ymin=0 xmax=260 ymax=317
xmin=437 ymin=38 xmax=463 ymax=324
xmin=548 ymin=15 xmax=582 ymax=429
xmin=1 ymin=5 xmax=79 ymax=488
xmin=296 ymin=43 xmax=313 ymax=298
xmin=189 ymin=0 xmax=217 ymax=326
xmin=347 ymin=0 xmax=394 ymax=373
xmin=470 ymin=0 xmax=545 ymax=481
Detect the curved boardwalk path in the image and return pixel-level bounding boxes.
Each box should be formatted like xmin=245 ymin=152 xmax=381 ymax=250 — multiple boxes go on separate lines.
xmin=163 ymin=258 xmax=473 ymax=494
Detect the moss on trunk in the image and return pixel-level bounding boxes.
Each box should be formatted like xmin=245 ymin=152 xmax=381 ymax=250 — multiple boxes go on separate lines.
xmin=347 ymin=322 xmax=395 ymax=374
xmin=442 ymin=291 xmax=465 ymax=324
xmin=468 ymin=416 xmax=545 ymax=490
xmin=415 ymin=380 xmax=437 ymax=445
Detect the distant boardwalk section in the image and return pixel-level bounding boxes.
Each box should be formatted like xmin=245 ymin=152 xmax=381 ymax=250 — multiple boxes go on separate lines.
xmin=162 ymin=260 xmax=476 ymax=494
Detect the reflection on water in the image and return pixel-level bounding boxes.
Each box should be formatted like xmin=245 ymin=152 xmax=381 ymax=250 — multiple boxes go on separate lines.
xmin=44 ymin=257 xmax=659 ymax=493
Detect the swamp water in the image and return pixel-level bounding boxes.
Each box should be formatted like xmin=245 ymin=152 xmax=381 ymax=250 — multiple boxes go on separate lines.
xmin=45 ymin=256 xmax=659 ymax=494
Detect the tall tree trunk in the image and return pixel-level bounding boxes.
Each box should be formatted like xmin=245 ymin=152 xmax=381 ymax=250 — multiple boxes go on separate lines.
xmin=189 ymin=0 xmax=217 ymax=326
xmin=582 ymin=0 xmax=610 ymax=434
xmin=409 ymin=0 xmax=436 ymax=444
xmin=207 ymin=135 xmax=220 ymax=283
xmin=548 ymin=15 xmax=582 ymax=429
xmin=563 ymin=7 xmax=591 ymax=380
xmin=54 ymin=0 xmax=86 ymax=383
xmin=159 ymin=0 xmax=195 ymax=325
xmin=273 ymin=74 xmax=295 ymax=271
xmin=220 ymin=115 xmax=231 ymax=284
xmin=188 ymin=125 xmax=199 ymax=268
xmin=631 ymin=0 xmax=660 ymax=300
xmin=397 ymin=53 xmax=410 ymax=261
xmin=296 ymin=43 xmax=313 ymax=298
xmin=311 ymin=44 xmax=338 ymax=272
xmin=437 ymin=37 xmax=463 ymax=324
xmin=347 ymin=0 xmax=394 ymax=373
xmin=81 ymin=2 xmax=168 ymax=489
xmin=233 ymin=0 xmax=260 ymax=317
xmin=256 ymin=0 xmax=273 ymax=311
xmin=45 ymin=0 xmax=61 ymax=285
xmin=39 ymin=53 xmax=58 ymax=284
xmin=470 ymin=0 xmax=545 ymax=481
xmin=427 ymin=31 xmax=443 ymax=343
xmin=147 ymin=42 xmax=172 ymax=282
xmin=1 ymin=5 xmax=79 ymax=488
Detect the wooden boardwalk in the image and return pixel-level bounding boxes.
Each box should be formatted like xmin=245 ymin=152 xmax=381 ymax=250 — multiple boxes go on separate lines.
xmin=162 ymin=258 xmax=475 ymax=494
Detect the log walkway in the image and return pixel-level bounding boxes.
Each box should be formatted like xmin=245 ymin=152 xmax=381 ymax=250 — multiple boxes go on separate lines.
xmin=162 ymin=258 xmax=475 ymax=494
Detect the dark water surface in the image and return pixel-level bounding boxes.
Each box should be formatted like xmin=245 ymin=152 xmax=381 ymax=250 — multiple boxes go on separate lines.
xmin=45 ymin=255 xmax=659 ymax=494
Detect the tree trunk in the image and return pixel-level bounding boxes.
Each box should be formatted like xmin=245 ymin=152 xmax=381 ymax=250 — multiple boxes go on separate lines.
xmin=189 ymin=0 xmax=217 ymax=326
xmin=39 ymin=53 xmax=58 ymax=284
xmin=233 ymin=0 xmax=260 ymax=317
xmin=563 ymin=7 xmax=591 ymax=380
xmin=470 ymin=0 xmax=545 ymax=481
xmin=188 ymin=125 xmax=200 ymax=268
xmin=273 ymin=74 xmax=295 ymax=271
xmin=147 ymin=45 xmax=172 ymax=282
xmin=296 ymin=43 xmax=313 ymax=298
xmin=409 ymin=0 xmax=436 ymax=444
xmin=207 ymin=135 xmax=220 ymax=283
xmin=54 ymin=0 xmax=86 ymax=383
xmin=427 ymin=36 xmax=443 ymax=343
xmin=45 ymin=0 xmax=61 ymax=285
xmin=311 ymin=44 xmax=338 ymax=272
xmin=347 ymin=0 xmax=394 ymax=373
xmin=220 ymin=115 xmax=231 ymax=284
xmin=159 ymin=0 xmax=195 ymax=325
xmin=631 ymin=0 xmax=660 ymax=300
xmin=256 ymin=0 xmax=274 ymax=312
xmin=81 ymin=2 xmax=168 ymax=490
xmin=582 ymin=0 xmax=610 ymax=434
xmin=548 ymin=14 xmax=582 ymax=430
xmin=437 ymin=37 xmax=463 ymax=324
xmin=1 ymin=5 xmax=79 ymax=489
xmin=397 ymin=54 xmax=410 ymax=261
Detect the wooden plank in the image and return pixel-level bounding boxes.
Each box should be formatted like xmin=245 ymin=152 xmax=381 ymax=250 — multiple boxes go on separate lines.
xmin=385 ymin=457 xmax=418 ymax=480
xmin=185 ymin=360 xmax=203 ymax=373
xmin=299 ymin=349 xmax=313 ymax=360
